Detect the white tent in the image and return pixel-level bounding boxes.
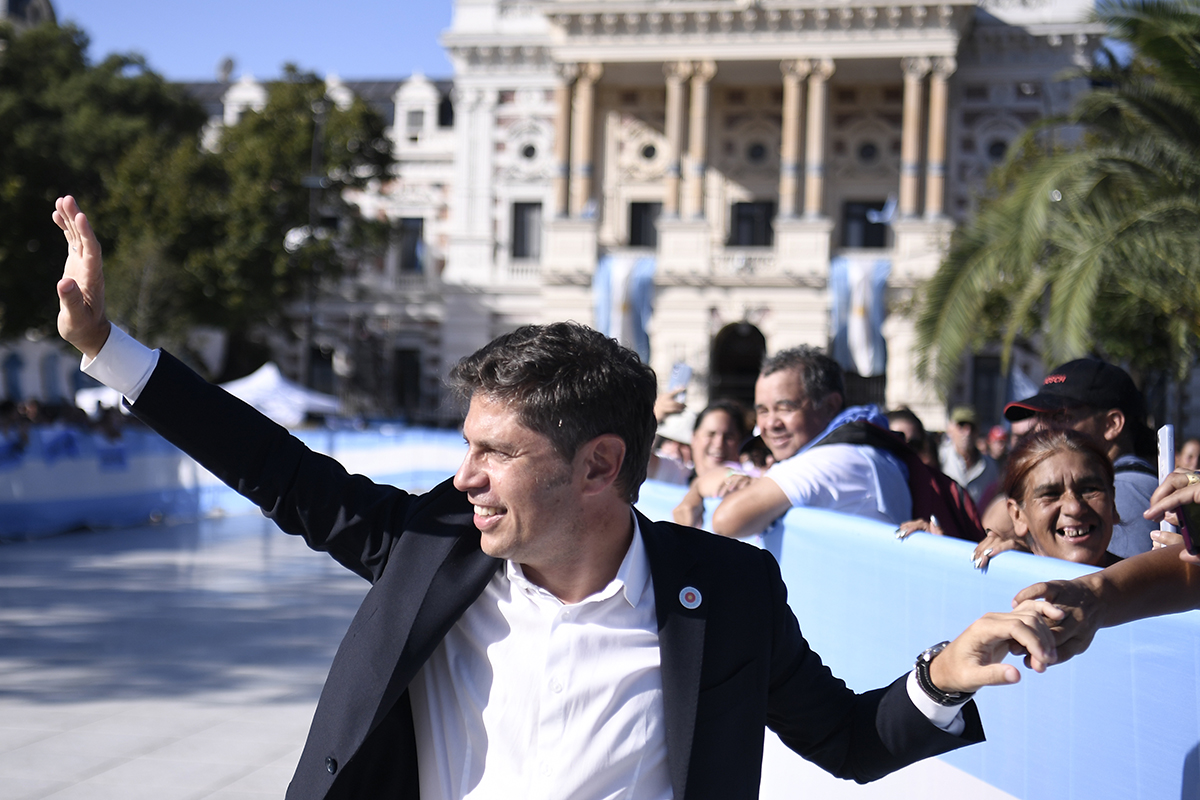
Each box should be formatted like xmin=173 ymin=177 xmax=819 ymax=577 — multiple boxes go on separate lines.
xmin=220 ymin=362 xmax=342 ymax=428
xmin=75 ymin=385 xmax=130 ymax=417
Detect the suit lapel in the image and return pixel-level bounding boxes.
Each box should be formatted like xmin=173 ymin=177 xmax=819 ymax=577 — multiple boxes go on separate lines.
xmin=639 ymin=512 xmax=705 ymax=800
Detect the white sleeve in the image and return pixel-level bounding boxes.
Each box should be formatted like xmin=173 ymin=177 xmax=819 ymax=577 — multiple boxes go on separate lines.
xmin=905 ymin=670 xmax=967 ymax=735
xmin=80 ymin=324 xmax=159 ymax=403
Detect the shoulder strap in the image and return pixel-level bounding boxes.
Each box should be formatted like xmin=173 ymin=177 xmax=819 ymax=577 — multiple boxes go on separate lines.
xmin=1113 ymin=460 xmax=1157 ymax=477
xmin=814 ymin=420 xmax=985 ymax=542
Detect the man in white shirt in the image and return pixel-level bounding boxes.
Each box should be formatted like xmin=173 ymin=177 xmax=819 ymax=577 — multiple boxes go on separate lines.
xmin=51 ymin=195 xmax=1059 ymax=800
xmin=711 ymin=347 xmax=911 ymax=551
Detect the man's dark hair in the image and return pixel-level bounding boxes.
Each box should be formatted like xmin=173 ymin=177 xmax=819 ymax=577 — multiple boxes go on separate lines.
xmin=448 ymin=322 xmax=657 ymax=503
xmin=760 ymin=346 xmax=845 ymax=407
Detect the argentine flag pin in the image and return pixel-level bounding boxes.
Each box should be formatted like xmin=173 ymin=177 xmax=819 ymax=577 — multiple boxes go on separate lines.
xmin=679 ymin=586 xmax=702 ymax=610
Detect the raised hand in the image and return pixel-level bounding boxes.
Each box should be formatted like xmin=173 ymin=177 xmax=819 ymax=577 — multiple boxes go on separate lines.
xmin=51 ymin=195 xmax=110 ymax=359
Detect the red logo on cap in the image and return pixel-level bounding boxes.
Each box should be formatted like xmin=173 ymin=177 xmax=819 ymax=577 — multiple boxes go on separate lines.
xmin=1044 ymin=374 xmax=1066 ymax=384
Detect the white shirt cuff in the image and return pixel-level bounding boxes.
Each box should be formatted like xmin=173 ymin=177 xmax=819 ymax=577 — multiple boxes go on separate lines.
xmin=906 ymin=669 xmax=967 ymax=736
xmin=80 ymin=324 xmax=159 ymax=403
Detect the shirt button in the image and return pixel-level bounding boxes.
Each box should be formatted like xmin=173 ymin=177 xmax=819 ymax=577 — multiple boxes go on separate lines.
xmin=561 ymin=610 xmax=570 ymax=620
xmin=551 ymin=680 xmax=563 ymax=693
xmin=541 ymin=763 xmax=552 ymax=777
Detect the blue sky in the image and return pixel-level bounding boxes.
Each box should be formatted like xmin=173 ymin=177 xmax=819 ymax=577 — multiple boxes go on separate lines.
xmin=51 ymin=0 xmax=455 ymax=82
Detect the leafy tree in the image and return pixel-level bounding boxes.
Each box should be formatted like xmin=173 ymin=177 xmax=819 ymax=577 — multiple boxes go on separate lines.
xmin=0 ymin=21 xmax=206 ymax=337
xmin=1 ymin=22 xmax=395 ymax=379
xmin=915 ymin=0 xmax=1200 ymax=394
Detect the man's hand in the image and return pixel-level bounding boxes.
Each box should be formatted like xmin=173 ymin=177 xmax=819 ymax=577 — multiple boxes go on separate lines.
xmin=927 ymin=603 xmax=1062 ymax=693
xmin=1011 ymin=579 xmax=1103 ymax=664
xmin=52 ymin=195 xmax=110 ymax=359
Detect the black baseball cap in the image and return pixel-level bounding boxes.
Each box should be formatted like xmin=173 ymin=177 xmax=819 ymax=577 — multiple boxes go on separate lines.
xmin=1003 ymin=359 xmax=1147 ymax=425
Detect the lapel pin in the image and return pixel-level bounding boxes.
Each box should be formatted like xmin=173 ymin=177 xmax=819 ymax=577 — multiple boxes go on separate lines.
xmin=679 ymin=586 xmax=702 ymax=610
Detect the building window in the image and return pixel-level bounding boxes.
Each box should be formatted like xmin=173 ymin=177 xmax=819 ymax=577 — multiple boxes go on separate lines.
xmin=512 ymin=202 xmax=542 ymax=260
xmin=438 ymin=94 xmax=455 ymax=127
xmin=970 ymin=355 xmax=1004 ymax=426
xmin=393 ymin=348 xmax=421 ymax=417
xmin=405 ymin=110 xmax=424 ymax=142
xmin=398 ymin=218 xmax=424 ymax=272
xmin=2 ymin=353 xmax=22 ymax=401
xmin=729 ymin=201 xmax=775 ymax=247
xmin=841 ymin=201 xmax=888 ymax=249
xmin=629 ymin=202 xmax=662 ymax=248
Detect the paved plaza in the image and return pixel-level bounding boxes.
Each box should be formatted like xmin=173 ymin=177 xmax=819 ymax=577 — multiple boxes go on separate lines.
xmin=0 ymin=508 xmax=1014 ymax=800
xmin=0 ymin=515 xmax=368 ymax=800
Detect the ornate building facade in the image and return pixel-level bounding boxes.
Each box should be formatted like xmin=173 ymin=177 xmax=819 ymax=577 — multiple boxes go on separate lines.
xmin=179 ymin=0 xmax=1102 ymax=427
xmin=429 ymin=0 xmax=1101 ymax=426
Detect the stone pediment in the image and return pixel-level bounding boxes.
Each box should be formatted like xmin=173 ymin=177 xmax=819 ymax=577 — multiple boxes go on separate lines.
xmin=545 ymin=1 xmax=976 ymax=59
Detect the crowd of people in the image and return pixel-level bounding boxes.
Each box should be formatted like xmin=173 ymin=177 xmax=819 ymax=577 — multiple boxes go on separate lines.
xmin=646 ymin=347 xmax=1193 ymax=574
xmin=0 ymin=396 xmax=133 ymax=461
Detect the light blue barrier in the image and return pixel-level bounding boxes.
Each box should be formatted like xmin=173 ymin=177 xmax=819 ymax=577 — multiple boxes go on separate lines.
xmin=637 ymin=479 xmax=1200 ymax=800
xmin=0 ymin=426 xmax=467 ymax=540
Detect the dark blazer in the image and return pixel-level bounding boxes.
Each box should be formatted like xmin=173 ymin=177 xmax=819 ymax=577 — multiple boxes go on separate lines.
xmin=132 ymin=352 xmax=983 ymax=800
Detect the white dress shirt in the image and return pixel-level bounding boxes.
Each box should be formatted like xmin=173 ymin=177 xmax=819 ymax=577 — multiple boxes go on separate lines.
xmin=409 ymin=518 xmax=670 ymax=800
xmin=81 ymin=324 xmax=967 ymax=798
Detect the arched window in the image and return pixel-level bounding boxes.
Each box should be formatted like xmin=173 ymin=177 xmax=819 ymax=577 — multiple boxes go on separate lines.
xmin=3 ymin=353 xmax=24 ymax=402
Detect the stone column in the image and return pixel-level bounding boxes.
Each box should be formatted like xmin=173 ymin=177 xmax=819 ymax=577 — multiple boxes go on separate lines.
xmin=899 ymin=57 xmax=931 ymax=218
xmin=570 ymin=62 xmax=603 ymax=217
xmin=662 ymin=61 xmax=693 ymax=218
xmin=778 ymin=59 xmax=810 ymax=219
xmin=802 ymin=58 xmax=835 ymax=218
xmin=683 ymin=60 xmax=717 ymax=219
xmin=552 ymin=62 xmax=577 ymax=219
xmin=924 ymin=56 xmax=956 ymax=219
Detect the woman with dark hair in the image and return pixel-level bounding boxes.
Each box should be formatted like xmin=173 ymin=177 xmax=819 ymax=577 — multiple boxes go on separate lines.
xmin=996 ymin=428 xmax=1121 ymax=567
xmin=670 ymin=401 xmax=752 ymax=527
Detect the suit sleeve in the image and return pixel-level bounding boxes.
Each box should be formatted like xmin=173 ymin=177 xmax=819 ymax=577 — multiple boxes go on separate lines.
xmin=762 ymin=550 xmax=984 ymax=783
xmin=131 ymin=350 xmax=426 ymax=582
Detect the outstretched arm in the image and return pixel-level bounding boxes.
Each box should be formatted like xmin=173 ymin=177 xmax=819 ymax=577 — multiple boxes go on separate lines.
xmin=926 ymin=602 xmax=1062 ymax=693
xmin=52 ymin=195 xmax=111 ymax=359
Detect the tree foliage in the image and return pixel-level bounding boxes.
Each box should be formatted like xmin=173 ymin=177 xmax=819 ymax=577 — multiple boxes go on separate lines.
xmin=1 ymin=23 xmax=395 ymax=374
xmin=915 ymin=0 xmax=1200 ymax=393
xmin=0 ymin=21 xmax=205 ymax=337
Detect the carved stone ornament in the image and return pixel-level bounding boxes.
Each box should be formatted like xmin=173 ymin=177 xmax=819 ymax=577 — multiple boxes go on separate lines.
xmin=616 ymin=113 xmax=670 ymax=182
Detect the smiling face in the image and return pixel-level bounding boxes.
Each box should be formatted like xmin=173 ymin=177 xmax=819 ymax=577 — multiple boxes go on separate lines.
xmin=754 ymin=370 xmax=836 ymax=461
xmin=1008 ymin=449 xmax=1115 ymax=566
xmin=691 ymin=409 xmax=744 ymax=477
xmin=453 ymin=393 xmax=583 ymax=567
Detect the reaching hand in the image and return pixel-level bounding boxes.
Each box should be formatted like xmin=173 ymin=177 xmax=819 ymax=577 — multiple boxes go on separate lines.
xmin=928 ymin=602 xmax=1062 ymax=693
xmin=52 ymin=195 xmax=110 ymax=359
xmin=972 ymin=525 xmax=1029 ymax=570
xmin=1011 ymin=580 xmax=1101 ymax=664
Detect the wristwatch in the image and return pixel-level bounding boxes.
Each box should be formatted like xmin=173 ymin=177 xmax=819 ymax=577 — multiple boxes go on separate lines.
xmin=915 ymin=640 xmax=976 ymax=707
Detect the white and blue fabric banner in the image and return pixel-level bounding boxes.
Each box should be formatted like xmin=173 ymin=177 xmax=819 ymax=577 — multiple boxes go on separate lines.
xmin=593 ymin=253 xmax=656 ymax=363
xmin=830 ymin=255 xmax=891 ymax=378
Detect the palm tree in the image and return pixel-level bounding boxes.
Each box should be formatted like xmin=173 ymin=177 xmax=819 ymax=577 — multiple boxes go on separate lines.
xmin=916 ymin=0 xmax=1200 ymax=395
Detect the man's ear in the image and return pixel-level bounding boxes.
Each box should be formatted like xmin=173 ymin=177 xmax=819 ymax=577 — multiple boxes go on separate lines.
xmin=578 ymin=434 xmax=626 ymax=496
xmin=1102 ymin=408 xmax=1126 ymax=444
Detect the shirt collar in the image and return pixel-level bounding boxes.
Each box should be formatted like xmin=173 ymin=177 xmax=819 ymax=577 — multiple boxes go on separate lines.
xmin=505 ymin=511 xmax=651 ymax=609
